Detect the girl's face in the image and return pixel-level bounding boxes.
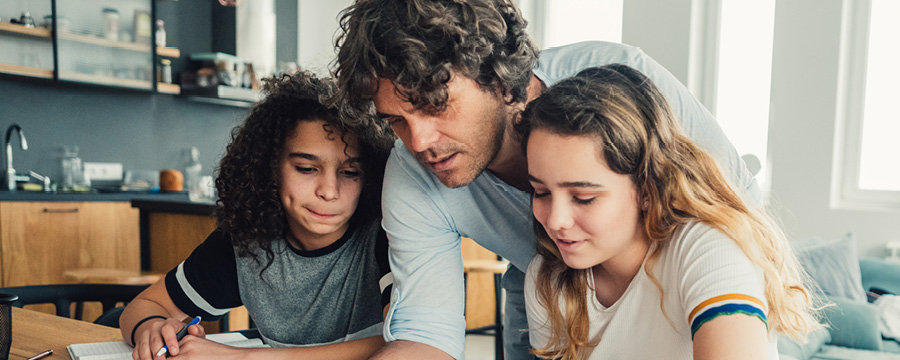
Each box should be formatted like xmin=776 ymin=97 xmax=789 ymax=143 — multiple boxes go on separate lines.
xmin=527 ymin=129 xmax=647 ymax=270
xmin=280 ymin=120 xmax=363 ymax=250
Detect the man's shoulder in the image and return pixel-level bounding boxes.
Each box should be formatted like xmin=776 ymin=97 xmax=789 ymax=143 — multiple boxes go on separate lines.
xmin=536 ymin=41 xmax=644 ymax=86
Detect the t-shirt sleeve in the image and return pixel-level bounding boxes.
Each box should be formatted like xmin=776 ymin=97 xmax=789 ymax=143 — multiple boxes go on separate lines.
xmin=673 ymin=222 xmax=768 ymax=339
xmin=164 ymin=228 xmax=242 ymax=320
xmin=374 ymin=227 xmax=393 ymax=307
xmin=381 ymin=144 xmax=467 ymax=360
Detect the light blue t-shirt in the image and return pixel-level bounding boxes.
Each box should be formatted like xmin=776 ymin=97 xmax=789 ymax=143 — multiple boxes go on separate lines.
xmin=380 ymin=41 xmax=762 ymax=359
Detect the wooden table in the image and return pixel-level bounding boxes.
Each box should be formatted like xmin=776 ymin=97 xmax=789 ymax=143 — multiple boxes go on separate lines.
xmin=9 ymin=307 xmax=121 ymax=359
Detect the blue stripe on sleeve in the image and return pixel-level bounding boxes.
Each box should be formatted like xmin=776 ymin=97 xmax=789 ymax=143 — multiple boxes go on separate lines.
xmin=690 ymin=303 xmax=767 ymax=339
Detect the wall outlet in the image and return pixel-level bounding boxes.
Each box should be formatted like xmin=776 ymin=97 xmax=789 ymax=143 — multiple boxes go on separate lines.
xmin=84 ymin=162 xmax=124 ymax=181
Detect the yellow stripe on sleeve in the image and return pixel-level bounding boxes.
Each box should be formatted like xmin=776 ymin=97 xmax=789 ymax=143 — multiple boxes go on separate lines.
xmin=688 ymin=293 xmax=765 ymax=323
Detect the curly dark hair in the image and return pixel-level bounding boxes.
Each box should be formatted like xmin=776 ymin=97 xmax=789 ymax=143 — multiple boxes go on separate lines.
xmin=331 ymin=0 xmax=539 ymax=124
xmin=215 ymin=70 xmax=393 ymax=274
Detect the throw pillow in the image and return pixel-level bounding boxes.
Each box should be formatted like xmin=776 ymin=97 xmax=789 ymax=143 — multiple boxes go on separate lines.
xmin=822 ymin=295 xmax=884 ymax=351
xmin=778 ymin=326 xmax=831 ymax=360
xmin=793 ymin=233 xmax=867 ymax=303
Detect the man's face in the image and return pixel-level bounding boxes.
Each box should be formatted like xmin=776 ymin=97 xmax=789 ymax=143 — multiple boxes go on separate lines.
xmin=372 ymin=72 xmax=509 ymax=188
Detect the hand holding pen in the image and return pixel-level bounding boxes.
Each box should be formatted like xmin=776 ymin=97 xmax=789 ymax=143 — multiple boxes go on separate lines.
xmin=131 ymin=315 xmax=204 ymax=360
xmin=156 ymin=316 xmax=202 ymax=357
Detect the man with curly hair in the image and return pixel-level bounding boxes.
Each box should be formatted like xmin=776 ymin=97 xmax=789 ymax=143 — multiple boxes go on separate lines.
xmin=332 ymin=1 xmax=763 ymax=359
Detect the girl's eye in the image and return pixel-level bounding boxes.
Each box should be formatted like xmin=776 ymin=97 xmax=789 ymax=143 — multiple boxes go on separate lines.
xmin=573 ymin=196 xmax=596 ymax=205
xmin=295 ymin=166 xmax=316 ymax=174
xmin=341 ymin=169 xmax=362 ymax=178
xmin=533 ymin=191 xmax=550 ymax=199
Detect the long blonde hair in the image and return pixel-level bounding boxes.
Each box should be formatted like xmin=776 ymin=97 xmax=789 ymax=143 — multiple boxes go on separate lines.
xmin=516 ymin=65 xmax=819 ymax=359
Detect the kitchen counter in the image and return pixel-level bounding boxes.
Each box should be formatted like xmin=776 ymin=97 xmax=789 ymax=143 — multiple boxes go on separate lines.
xmin=0 ymin=191 xmax=193 ymax=203
xmin=131 ymin=198 xmax=216 ymax=216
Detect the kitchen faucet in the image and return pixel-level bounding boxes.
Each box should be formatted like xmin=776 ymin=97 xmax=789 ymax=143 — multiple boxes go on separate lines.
xmin=5 ymin=123 xmax=28 ymax=191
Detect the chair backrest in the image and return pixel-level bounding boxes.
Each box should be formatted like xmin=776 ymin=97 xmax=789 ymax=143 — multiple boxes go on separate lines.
xmin=0 ymin=284 xmax=149 ymax=322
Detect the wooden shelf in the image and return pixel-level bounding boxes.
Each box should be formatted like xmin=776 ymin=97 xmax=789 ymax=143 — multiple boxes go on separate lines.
xmin=63 ymin=72 xmax=153 ymax=89
xmin=0 ymin=22 xmax=51 ymax=38
xmin=58 ymin=32 xmax=152 ymax=53
xmin=157 ymin=47 xmax=180 ymax=58
xmin=157 ymin=82 xmax=180 ymax=94
xmin=0 ymin=64 xmax=53 ymax=79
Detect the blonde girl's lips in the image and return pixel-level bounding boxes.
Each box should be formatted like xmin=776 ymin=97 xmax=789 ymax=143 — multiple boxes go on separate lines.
xmin=429 ymin=153 xmax=458 ymax=172
xmin=555 ymin=238 xmax=583 ymax=251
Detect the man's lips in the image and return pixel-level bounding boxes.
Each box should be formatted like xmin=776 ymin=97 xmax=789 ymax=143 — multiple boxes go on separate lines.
xmin=427 ymin=153 xmax=458 ymax=172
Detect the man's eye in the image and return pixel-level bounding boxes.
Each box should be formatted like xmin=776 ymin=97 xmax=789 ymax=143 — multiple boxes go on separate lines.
xmin=295 ymin=166 xmax=316 ymax=173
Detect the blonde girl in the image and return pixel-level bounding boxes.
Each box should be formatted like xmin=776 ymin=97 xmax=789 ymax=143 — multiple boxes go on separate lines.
xmin=517 ymin=64 xmax=819 ymax=359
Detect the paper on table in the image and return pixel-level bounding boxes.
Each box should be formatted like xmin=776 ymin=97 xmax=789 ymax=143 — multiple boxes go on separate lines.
xmin=67 ymin=332 xmax=265 ymax=360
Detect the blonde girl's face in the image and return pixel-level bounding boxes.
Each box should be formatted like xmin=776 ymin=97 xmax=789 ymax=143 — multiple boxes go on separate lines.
xmin=279 ymin=120 xmax=363 ymax=251
xmin=527 ymin=129 xmax=646 ymax=270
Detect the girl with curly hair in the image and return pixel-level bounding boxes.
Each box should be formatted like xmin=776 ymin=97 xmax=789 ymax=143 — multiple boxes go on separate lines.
xmin=120 ymin=70 xmax=394 ymax=360
xmin=517 ymin=65 xmax=820 ymax=359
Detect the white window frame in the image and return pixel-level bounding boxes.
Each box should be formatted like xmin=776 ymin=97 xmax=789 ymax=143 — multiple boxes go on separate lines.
xmin=832 ymin=0 xmax=900 ymax=210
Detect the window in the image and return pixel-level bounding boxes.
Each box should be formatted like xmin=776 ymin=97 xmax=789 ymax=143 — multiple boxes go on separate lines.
xmin=836 ymin=0 xmax=900 ymax=208
xmin=707 ymin=0 xmax=777 ymax=192
xmin=517 ymin=0 xmax=622 ymax=49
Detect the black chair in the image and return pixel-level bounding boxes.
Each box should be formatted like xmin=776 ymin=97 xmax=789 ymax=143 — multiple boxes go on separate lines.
xmin=0 ymin=283 xmax=149 ymax=327
xmin=463 ymin=257 xmax=508 ymax=360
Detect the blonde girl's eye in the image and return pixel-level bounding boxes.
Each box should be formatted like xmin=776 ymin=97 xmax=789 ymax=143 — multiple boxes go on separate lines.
xmin=533 ymin=191 xmax=550 ymax=199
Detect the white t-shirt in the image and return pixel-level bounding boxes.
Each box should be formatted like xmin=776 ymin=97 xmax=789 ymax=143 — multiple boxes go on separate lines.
xmin=525 ymin=221 xmax=779 ymax=359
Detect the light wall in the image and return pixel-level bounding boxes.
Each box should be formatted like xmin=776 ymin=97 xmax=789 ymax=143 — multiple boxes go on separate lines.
xmin=621 ymin=0 xmax=900 ymax=257
xmin=296 ymin=0 xmax=354 ymax=75
xmin=287 ymin=1 xmax=900 ymax=257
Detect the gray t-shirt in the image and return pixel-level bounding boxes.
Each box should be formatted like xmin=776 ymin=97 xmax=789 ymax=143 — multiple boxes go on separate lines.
xmin=165 ymin=218 xmax=391 ymax=347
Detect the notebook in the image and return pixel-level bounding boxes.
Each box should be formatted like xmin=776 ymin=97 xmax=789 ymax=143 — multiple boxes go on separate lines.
xmin=67 ymin=332 xmax=268 ymax=360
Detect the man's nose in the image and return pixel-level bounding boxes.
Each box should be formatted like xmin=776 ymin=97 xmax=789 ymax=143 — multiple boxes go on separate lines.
xmin=404 ymin=116 xmax=441 ymax=153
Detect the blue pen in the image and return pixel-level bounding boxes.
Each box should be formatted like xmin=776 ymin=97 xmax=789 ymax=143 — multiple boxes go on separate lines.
xmin=156 ymin=316 xmax=202 ymax=357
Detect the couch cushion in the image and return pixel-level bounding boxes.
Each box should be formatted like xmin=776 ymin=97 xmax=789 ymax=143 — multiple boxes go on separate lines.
xmin=813 ymin=345 xmax=900 ymax=359
xmin=823 ymin=296 xmax=884 ymax=351
xmin=779 ymin=327 xmax=831 ymax=360
xmin=793 ymin=233 xmax=867 ymax=303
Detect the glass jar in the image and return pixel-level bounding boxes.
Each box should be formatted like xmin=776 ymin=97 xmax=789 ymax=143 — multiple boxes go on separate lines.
xmin=60 ymin=146 xmax=90 ymax=192
xmin=159 ymin=59 xmax=172 ymax=84
xmin=155 ymin=19 xmax=166 ymax=47
xmin=184 ymin=147 xmax=204 ymax=201
xmin=102 ymin=8 xmax=119 ymax=41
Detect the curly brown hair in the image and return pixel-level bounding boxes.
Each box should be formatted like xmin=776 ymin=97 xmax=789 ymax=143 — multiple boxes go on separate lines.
xmin=331 ymin=0 xmax=538 ymax=124
xmin=215 ymin=71 xmax=393 ymax=273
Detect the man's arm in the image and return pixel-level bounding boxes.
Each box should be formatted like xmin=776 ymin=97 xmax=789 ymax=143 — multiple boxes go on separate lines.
xmin=377 ymin=145 xmax=469 ymax=359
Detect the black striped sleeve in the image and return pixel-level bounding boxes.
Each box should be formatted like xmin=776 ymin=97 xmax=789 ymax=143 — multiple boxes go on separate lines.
xmin=164 ymin=228 xmax=242 ymax=320
xmin=374 ymin=228 xmax=393 ymax=307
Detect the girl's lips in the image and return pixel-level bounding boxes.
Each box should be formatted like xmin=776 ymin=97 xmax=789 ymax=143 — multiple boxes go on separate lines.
xmin=307 ymin=208 xmax=337 ymax=218
xmin=555 ymin=238 xmax=583 ymax=252
xmin=429 ymin=153 xmax=458 ymax=172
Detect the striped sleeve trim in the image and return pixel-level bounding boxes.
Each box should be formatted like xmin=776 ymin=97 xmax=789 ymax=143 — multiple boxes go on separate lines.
xmin=688 ymin=294 xmax=767 ymax=338
xmin=175 ymin=262 xmax=231 ymax=317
